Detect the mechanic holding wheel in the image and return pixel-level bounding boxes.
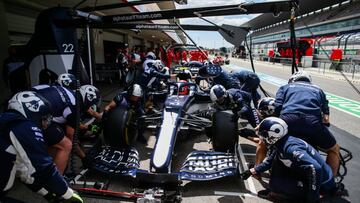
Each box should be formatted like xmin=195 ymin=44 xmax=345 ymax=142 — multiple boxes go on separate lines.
xmin=104 ymin=84 xmax=147 ymax=144
xmin=210 ymin=84 xmax=260 ymax=128
xmin=0 ymin=91 xmax=83 ymax=203
xmin=241 ymin=117 xmax=336 ymax=202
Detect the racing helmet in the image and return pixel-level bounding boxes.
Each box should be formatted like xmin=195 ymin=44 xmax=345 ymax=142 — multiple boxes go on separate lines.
xmin=180 ymin=60 xmax=188 ymax=66
xmin=153 ymin=60 xmax=165 ymax=72
xmin=8 ymin=91 xmax=52 ymax=128
xmin=177 ymin=69 xmax=192 ymax=81
xmin=80 ymin=85 xmax=101 ymax=110
xmin=57 ymin=73 xmax=76 ymax=90
xmin=131 ymin=53 xmax=141 ymax=63
xmin=288 ymin=70 xmax=312 ymax=83
xmin=210 ymin=85 xmax=227 ymax=104
xmin=258 ymin=97 xmax=276 ymax=117
xmin=146 ymin=52 xmax=156 ymax=60
xmin=178 ymin=80 xmax=189 ymax=95
xmin=258 ymin=117 xmax=288 ymax=145
xmin=130 ymin=84 xmax=143 ymax=97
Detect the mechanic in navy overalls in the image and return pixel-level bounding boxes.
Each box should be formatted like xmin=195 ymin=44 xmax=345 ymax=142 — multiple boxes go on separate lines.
xmin=230 ymin=70 xmax=261 ymax=107
xmin=104 ymin=84 xmax=147 ymax=144
xmin=210 ymin=84 xmax=260 ymax=128
xmin=0 ymin=91 xmax=83 ymax=203
xmin=198 ymin=64 xmax=240 ymax=90
xmin=274 ymin=71 xmax=340 ymax=177
xmin=139 ymin=52 xmax=170 ymax=91
xmin=32 ymin=84 xmax=101 ymax=173
xmin=241 ymin=117 xmax=335 ymax=202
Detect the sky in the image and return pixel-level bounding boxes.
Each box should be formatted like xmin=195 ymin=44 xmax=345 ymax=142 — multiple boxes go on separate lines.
xmin=175 ymin=0 xmax=265 ymax=49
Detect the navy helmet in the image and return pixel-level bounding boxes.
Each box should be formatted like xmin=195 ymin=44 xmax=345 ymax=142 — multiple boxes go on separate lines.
xmin=210 ymin=84 xmax=227 ymax=105
xmin=258 ymin=117 xmax=288 ymax=145
xmin=258 ymin=97 xmax=276 ymax=117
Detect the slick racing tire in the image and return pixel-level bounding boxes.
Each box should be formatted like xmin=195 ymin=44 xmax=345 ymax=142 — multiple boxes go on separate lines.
xmin=211 ymin=111 xmax=238 ymax=152
xmin=103 ymin=107 xmax=138 ymax=147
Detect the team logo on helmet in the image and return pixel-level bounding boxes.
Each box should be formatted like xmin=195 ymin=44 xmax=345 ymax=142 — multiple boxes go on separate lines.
xmin=19 ymin=92 xmax=45 ymax=113
xmin=84 ymin=86 xmax=97 ymax=101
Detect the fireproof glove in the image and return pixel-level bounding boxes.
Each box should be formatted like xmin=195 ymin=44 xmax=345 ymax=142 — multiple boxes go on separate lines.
xmin=239 ymin=128 xmax=256 ymax=138
xmin=64 ymin=193 xmax=84 ymax=203
xmin=240 ymin=169 xmax=252 ymax=180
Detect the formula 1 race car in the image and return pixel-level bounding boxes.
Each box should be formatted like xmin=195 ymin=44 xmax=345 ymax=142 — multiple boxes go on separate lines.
xmin=74 ymin=65 xmax=242 ymax=202
xmin=171 ymin=60 xmax=206 ymax=77
xmin=73 ymin=64 xmax=353 ymax=202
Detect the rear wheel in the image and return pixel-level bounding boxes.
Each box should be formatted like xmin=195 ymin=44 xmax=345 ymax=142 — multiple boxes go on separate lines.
xmin=102 ymin=107 xmax=137 ymax=147
xmin=211 ymin=111 xmax=238 ymax=152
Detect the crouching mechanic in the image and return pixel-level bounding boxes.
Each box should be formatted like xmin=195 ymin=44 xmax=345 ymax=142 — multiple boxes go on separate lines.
xmin=230 ymin=70 xmax=261 ymax=107
xmin=32 ymin=84 xmax=101 ymax=173
xmin=210 ymin=85 xmax=260 ymax=128
xmin=58 ymin=73 xmax=103 ymax=122
xmin=104 ymin=84 xmax=147 ymax=144
xmin=274 ymin=71 xmax=340 ymax=176
xmin=241 ymin=117 xmax=335 ymax=202
xmin=240 ymin=97 xmax=277 ymax=168
xmin=0 ymin=91 xmax=82 ymax=202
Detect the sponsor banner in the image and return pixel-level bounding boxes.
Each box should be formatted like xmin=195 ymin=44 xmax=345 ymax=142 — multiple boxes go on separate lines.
xmin=180 ymin=151 xmax=238 ymax=181
xmin=92 ymin=147 xmax=140 ymax=176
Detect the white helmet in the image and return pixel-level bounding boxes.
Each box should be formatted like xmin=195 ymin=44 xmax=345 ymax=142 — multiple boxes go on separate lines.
xmin=258 ymin=97 xmax=276 ymax=117
xmin=57 ymin=73 xmax=76 ymax=90
xmin=146 ymin=52 xmax=156 ymax=60
xmin=8 ymin=91 xmax=52 ymax=128
xmin=130 ymin=84 xmax=143 ymax=97
xmin=153 ymin=60 xmax=165 ymax=72
xmin=288 ymin=71 xmax=312 ymax=83
xmin=131 ymin=53 xmax=141 ymax=63
xmin=210 ymin=85 xmax=227 ymax=104
xmin=258 ymin=117 xmax=288 ymax=145
xmin=80 ymin=85 xmax=101 ymax=109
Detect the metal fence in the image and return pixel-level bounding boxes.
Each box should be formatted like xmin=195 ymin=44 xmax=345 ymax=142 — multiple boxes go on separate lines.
xmin=259 ymin=56 xmax=360 ymax=80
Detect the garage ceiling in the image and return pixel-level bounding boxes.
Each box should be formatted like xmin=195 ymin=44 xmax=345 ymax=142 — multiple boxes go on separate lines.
xmin=6 ymin=0 xmax=182 ymax=44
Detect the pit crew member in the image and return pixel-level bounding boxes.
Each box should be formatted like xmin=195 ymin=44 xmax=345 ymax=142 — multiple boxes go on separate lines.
xmin=241 ymin=117 xmax=335 ymax=202
xmin=274 ymin=71 xmax=340 ymax=176
xmin=210 ymin=84 xmax=260 ymax=128
xmin=0 ymin=91 xmax=83 ymax=202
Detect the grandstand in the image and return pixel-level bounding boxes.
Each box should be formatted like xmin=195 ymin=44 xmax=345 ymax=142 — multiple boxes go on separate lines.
xmin=241 ymin=0 xmax=360 ymax=69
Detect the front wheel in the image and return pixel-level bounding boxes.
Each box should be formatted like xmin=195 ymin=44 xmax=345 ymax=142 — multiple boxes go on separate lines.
xmin=102 ymin=107 xmax=138 ymax=148
xmin=210 ymin=111 xmax=238 ymax=152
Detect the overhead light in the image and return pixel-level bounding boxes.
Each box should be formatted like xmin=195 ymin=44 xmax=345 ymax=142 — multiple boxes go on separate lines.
xmin=174 ymin=0 xmax=187 ymax=5
xmin=152 ymin=35 xmax=156 ymax=38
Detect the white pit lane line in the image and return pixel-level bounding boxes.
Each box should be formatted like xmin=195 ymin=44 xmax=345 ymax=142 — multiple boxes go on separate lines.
xmin=214 ymin=191 xmax=258 ymax=198
xmin=237 ymin=143 xmax=257 ymax=195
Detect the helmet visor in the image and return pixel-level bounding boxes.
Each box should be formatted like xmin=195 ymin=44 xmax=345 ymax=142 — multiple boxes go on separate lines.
xmin=41 ymin=114 xmax=53 ymax=130
xmin=216 ymin=96 xmax=226 ymax=105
